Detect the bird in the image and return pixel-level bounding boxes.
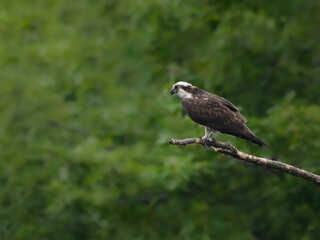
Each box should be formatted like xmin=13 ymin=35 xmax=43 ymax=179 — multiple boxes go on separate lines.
xmin=170 ymin=81 xmax=266 ymax=146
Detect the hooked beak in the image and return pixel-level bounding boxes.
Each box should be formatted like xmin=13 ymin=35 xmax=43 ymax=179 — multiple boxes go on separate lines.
xmin=170 ymin=88 xmax=177 ymax=95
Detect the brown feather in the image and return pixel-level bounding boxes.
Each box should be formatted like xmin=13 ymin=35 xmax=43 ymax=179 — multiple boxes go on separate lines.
xmin=181 ymin=87 xmax=266 ymax=146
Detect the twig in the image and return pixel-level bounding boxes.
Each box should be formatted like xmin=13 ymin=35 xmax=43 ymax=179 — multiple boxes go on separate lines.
xmin=169 ymin=138 xmax=320 ymax=186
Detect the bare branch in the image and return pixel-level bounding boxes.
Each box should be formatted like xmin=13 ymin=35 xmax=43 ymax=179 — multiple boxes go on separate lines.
xmin=169 ymin=138 xmax=320 ymax=185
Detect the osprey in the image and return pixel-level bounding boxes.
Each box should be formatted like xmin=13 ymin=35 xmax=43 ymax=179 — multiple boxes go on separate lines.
xmin=170 ymin=81 xmax=266 ymax=146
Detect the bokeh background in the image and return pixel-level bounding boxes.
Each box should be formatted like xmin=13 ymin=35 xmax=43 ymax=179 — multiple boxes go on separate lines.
xmin=1 ymin=0 xmax=320 ymax=239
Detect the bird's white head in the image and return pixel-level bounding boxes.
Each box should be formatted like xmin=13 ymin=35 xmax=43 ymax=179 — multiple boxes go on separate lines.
xmin=170 ymin=81 xmax=193 ymax=99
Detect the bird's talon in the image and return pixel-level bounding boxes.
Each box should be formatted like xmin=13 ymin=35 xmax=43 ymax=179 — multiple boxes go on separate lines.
xmin=203 ymin=144 xmax=211 ymax=150
xmin=225 ymin=142 xmax=237 ymax=152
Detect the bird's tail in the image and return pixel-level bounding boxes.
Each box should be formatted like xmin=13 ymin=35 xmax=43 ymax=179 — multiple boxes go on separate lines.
xmin=233 ymin=129 xmax=267 ymax=147
xmin=246 ymin=134 xmax=267 ymax=147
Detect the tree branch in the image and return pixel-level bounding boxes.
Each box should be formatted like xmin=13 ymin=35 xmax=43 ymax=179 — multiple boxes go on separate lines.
xmin=169 ymin=138 xmax=320 ymax=185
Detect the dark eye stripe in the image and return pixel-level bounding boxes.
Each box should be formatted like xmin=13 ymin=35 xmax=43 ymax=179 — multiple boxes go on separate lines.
xmin=181 ymin=86 xmax=191 ymax=91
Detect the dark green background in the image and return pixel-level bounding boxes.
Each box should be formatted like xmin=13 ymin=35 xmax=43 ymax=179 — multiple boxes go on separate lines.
xmin=1 ymin=0 xmax=320 ymax=239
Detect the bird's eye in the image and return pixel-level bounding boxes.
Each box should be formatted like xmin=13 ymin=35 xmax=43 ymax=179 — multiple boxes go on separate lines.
xmin=177 ymin=85 xmax=181 ymax=89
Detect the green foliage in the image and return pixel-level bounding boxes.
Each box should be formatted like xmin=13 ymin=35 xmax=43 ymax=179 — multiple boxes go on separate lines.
xmin=1 ymin=0 xmax=320 ymax=239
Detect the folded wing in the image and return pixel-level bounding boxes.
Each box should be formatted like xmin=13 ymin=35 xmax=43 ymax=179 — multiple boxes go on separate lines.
xmin=181 ymin=96 xmax=266 ymax=146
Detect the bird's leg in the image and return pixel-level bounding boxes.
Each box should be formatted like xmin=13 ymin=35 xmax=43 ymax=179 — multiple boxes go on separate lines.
xmin=199 ymin=127 xmax=209 ymax=140
xmin=200 ymin=126 xmax=211 ymax=139
xmin=201 ymin=127 xmax=216 ymax=149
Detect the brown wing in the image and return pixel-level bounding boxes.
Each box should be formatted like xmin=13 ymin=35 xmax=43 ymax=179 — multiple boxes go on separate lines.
xmin=212 ymin=94 xmax=247 ymax=123
xmin=181 ymin=95 xmax=266 ymax=146
xmin=181 ymin=96 xmax=248 ymax=135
